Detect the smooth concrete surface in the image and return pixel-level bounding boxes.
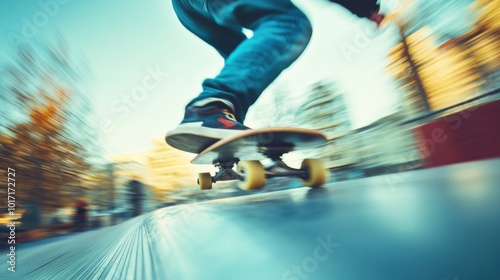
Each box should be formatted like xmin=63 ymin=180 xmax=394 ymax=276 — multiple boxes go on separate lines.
xmin=2 ymin=159 xmax=500 ymax=280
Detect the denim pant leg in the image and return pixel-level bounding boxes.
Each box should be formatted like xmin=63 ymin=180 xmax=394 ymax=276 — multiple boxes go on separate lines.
xmin=176 ymin=0 xmax=312 ymax=122
xmin=172 ymin=0 xmax=247 ymax=58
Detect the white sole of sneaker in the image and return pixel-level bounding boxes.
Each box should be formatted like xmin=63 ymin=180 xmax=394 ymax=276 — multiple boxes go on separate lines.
xmin=165 ymin=123 xmax=247 ymax=153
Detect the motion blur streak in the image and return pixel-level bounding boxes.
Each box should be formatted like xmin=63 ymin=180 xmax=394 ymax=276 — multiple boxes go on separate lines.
xmin=0 ymin=1 xmax=499 ymax=279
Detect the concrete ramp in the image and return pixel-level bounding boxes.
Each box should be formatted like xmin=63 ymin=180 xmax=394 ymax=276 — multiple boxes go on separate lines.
xmin=2 ymin=159 xmax=500 ymax=279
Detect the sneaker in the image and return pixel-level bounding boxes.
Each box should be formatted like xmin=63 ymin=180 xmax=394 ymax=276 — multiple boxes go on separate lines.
xmin=369 ymin=8 xmax=386 ymax=27
xmin=165 ymin=103 xmax=250 ymax=153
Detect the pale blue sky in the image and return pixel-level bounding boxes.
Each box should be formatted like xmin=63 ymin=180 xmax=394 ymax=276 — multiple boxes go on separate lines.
xmin=1 ymin=0 xmax=408 ymax=156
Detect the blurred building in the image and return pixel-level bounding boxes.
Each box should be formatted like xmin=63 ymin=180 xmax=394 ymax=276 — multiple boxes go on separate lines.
xmin=108 ymin=139 xmax=200 ymax=207
xmin=108 ymin=152 xmax=154 ymax=213
xmin=299 ymin=81 xmax=356 ymax=170
xmin=148 ymin=137 xmax=197 ymax=194
xmin=246 ymin=84 xmax=301 ymax=127
xmin=350 ymin=114 xmax=420 ymax=175
xmin=295 ymin=80 xmax=421 ymax=179
xmin=82 ymin=164 xmax=115 ymax=211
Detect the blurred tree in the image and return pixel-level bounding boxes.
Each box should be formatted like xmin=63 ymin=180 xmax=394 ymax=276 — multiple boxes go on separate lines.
xmin=465 ymin=0 xmax=500 ymax=91
xmin=0 ymin=39 xmax=100 ymax=226
xmin=386 ymin=0 xmax=497 ymax=114
xmin=391 ymin=27 xmax=431 ymax=112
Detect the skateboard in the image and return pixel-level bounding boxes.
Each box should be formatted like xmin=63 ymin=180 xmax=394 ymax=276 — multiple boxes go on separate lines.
xmin=191 ymin=127 xmax=328 ymax=190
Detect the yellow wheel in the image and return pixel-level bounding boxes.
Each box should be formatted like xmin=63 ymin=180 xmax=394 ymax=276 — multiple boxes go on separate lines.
xmin=301 ymin=159 xmax=326 ymax=188
xmin=237 ymin=160 xmax=266 ymax=190
xmin=198 ymin=173 xmax=212 ymax=190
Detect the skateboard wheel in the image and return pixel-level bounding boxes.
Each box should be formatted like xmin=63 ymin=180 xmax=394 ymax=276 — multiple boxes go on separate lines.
xmin=300 ymin=159 xmax=326 ymax=188
xmin=237 ymin=160 xmax=266 ymax=190
xmin=198 ymin=173 xmax=212 ymax=190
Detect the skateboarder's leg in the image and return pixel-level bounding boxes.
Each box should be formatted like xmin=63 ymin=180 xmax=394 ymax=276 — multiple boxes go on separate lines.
xmin=166 ymin=0 xmax=312 ymax=152
xmin=186 ymin=1 xmax=313 ymax=122
xmin=171 ymin=0 xmax=247 ymax=59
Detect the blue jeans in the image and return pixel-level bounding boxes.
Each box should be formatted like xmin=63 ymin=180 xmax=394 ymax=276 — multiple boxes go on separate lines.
xmin=172 ymin=0 xmax=312 ymax=122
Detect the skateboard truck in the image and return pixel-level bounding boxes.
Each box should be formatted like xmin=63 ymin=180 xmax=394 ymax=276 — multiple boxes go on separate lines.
xmin=197 ymin=155 xmax=325 ymax=191
xmin=212 ymin=160 xmax=243 ymax=182
xmin=197 ymin=160 xmax=241 ymax=190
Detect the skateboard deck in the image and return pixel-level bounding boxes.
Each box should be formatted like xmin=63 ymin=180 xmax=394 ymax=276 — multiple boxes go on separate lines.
xmin=191 ymin=127 xmax=328 ymax=190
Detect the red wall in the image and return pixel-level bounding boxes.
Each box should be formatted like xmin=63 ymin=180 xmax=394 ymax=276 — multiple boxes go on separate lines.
xmin=414 ymin=100 xmax=500 ymax=168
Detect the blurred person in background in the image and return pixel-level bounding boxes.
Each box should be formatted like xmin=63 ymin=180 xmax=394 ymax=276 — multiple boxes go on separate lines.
xmin=73 ymin=199 xmax=88 ymax=231
xmin=166 ymin=0 xmax=385 ymax=152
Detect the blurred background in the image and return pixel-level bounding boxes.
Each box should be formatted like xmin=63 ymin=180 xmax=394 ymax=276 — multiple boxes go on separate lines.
xmin=0 ymin=0 xmax=499 ymax=241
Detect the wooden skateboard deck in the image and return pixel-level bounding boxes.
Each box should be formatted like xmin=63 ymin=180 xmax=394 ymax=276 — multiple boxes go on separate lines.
xmin=191 ymin=127 xmax=328 ymax=191
xmin=192 ymin=127 xmax=327 ymax=164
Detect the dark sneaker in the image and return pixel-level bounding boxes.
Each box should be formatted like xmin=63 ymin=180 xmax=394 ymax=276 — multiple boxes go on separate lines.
xmin=165 ymin=103 xmax=250 ymax=153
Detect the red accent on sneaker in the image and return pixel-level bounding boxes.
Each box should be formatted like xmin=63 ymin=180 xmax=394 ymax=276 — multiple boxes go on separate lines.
xmin=217 ymin=117 xmax=236 ymax=128
xmin=369 ymin=9 xmax=385 ymax=27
